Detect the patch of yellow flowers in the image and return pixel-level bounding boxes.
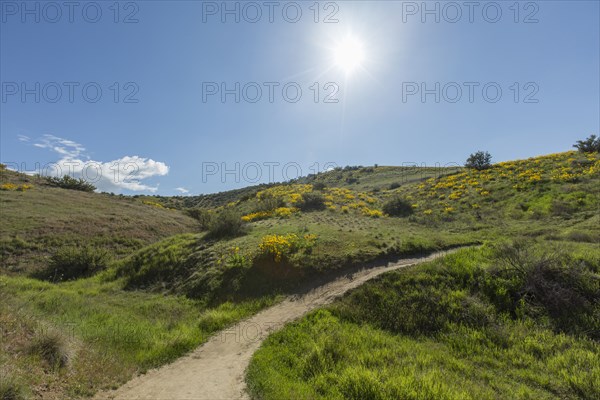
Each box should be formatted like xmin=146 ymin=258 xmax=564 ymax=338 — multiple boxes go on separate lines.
xmin=411 ymin=151 xmax=599 ymax=216
xmin=0 ymin=183 xmax=33 ymax=191
xmin=248 ymin=184 xmax=387 ymax=219
xmin=322 ymin=187 xmax=383 ymax=217
xmin=256 ymin=184 xmax=313 ymax=203
xmin=361 ymin=207 xmax=383 ymax=217
xmin=241 ymin=207 xmax=299 ymax=222
xmin=258 ymin=233 xmax=318 ymax=262
xmin=241 ymin=211 xmax=271 ymax=222
xmin=142 ymin=200 xmax=166 ymax=209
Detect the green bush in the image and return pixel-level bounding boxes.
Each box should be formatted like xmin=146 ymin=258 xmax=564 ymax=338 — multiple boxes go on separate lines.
xmin=45 ymin=175 xmax=96 ymax=192
xmin=37 ymin=246 xmax=109 ymax=282
xmin=206 ymin=209 xmax=247 ymax=239
xmin=312 ymin=182 xmax=327 ymax=191
xmin=465 ymin=151 xmax=492 ymax=170
xmin=297 ymin=192 xmax=326 ymax=212
xmin=253 ymin=195 xmax=285 ymax=213
xmin=185 ymin=208 xmax=214 ymax=230
xmin=573 ymin=134 xmax=600 ymax=153
xmin=382 ymin=196 xmax=413 ymax=217
xmin=483 ymin=241 xmax=599 ymax=338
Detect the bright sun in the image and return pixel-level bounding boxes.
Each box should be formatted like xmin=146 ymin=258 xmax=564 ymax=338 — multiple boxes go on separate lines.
xmin=333 ymin=36 xmax=365 ymax=74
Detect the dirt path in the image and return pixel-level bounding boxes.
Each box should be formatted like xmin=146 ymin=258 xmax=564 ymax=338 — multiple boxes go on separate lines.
xmin=96 ymin=250 xmax=453 ymax=400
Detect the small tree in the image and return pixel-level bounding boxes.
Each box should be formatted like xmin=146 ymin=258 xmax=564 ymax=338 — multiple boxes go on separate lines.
xmin=465 ymin=151 xmax=492 ymax=170
xmin=573 ymin=135 xmax=600 ymax=153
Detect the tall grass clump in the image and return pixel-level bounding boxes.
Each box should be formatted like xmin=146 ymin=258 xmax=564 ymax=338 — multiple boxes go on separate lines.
xmin=0 ymin=375 xmax=27 ymax=400
xmin=27 ymin=330 xmax=70 ymax=370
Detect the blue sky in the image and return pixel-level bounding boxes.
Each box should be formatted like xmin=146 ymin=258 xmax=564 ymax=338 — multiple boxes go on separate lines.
xmin=1 ymin=0 xmax=598 ymax=195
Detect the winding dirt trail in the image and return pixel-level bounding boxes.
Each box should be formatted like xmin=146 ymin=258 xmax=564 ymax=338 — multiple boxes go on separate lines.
xmin=96 ymin=250 xmax=453 ymax=400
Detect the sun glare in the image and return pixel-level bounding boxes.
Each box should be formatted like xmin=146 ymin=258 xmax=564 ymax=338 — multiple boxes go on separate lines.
xmin=333 ymin=35 xmax=366 ymax=75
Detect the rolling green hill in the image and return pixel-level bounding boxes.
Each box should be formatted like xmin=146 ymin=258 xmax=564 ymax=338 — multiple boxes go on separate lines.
xmin=0 ymin=150 xmax=598 ymax=399
xmin=137 ymin=165 xmax=457 ymax=210
xmin=0 ymin=167 xmax=198 ymax=275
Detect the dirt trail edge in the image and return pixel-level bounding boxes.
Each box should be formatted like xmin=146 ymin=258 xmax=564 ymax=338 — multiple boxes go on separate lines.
xmin=96 ymin=250 xmax=455 ymax=400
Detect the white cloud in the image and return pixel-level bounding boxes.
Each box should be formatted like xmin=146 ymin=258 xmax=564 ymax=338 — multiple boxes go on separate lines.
xmin=33 ymin=134 xmax=87 ymax=159
xmin=17 ymin=134 xmax=30 ymax=142
xmin=175 ymin=187 xmax=189 ymax=194
xmin=26 ymin=135 xmax=170 ymax=193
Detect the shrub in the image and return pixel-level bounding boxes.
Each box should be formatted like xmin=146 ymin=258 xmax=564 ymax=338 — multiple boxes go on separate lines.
xmin=465 ymin=151 xmax=492 ymax=170
xmin=382 ymin=196 xmax=413 ymax=217
xmin=253 ymin=195 xmax=285 ymax=213
xmin=573 ymin=134 xmax=600 ymax=153
xmin=115 ymin=234 xmax=196 ymax=289
xmin=27 ymin=331 xmax=69 ymax=369
xmin=485 ymin=241 xmax=599 ymax=337
xmin=206 ymin=209 xmax=247 ymax=239
xmin=297 ymin=192 xmax=326 ymax=212
xmin=37 ymin=246 xmax=109 ymax=282
xmin=312 ymin=182 xmax=327 ymax=191
xmin=46 ymin=175 xmax=96 ymax=192
xmin=185 ymin=208 xmax=214 ymax=230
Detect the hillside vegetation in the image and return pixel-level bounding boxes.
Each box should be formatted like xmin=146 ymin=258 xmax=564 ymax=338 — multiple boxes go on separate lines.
xmin=0 ymin=150 xmax=599 ymax=399
xmin=0 ymin=167 xmax=198 ymax=275
xmin=247 ymin=243 xmax=600 ymax=400
xmin=246 ymin=151 xmax=600 ymax=400
xmin=138 ymin=165 xmax=455 ymax=209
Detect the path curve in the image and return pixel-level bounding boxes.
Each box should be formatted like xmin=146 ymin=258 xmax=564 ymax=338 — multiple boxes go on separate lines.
xmin=96 ymin=250 xmax=454 ymax=400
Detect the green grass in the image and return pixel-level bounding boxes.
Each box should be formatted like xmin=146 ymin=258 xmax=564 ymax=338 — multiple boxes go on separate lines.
xmin=247 ymin=243 xmax=600 ymax=400
xmin=248 ymin=309 xmax=599 ymax=400
xmin=0 ymin=274 xmax=279 ymax=398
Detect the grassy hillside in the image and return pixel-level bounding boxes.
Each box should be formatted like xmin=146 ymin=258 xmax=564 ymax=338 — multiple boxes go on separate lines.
xmin=0 ymin=273 xmax=279 ymax=399
xmin=0 ymin=166 xmax=198 ymax=275
xmin=138 ymin=165 xmax=455 ymax=210
xmin=245 ymin=151 xmax=600 ymax=400
xmin=1 ymin=150 xmax=598 ymax=399
xmin=247 ymin=244 xmax=600 ymax=400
